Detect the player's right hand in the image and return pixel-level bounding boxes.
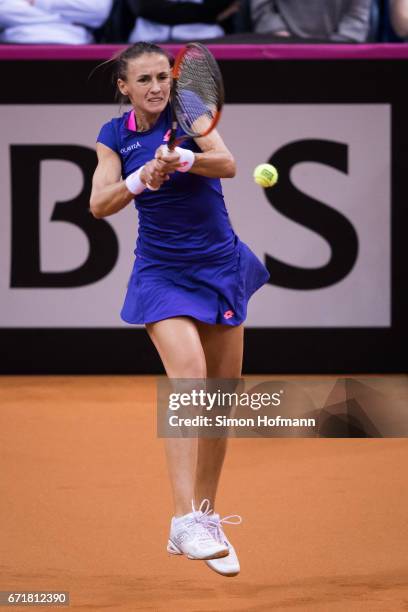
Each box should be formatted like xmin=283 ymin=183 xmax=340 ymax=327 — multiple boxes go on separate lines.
xmin=141 ymin=159 xmax=170 ymax=190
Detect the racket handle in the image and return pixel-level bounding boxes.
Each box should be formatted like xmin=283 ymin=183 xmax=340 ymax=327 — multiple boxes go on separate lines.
xmin=161 ymin=145 xmax=195 ymax=172
xmin=167 ymin=121 xmax=178 ymax=150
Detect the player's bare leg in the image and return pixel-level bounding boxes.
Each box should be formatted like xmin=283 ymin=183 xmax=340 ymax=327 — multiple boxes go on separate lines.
xmin=146 ymin=316 xmax=206 ymax=517
xmin=194 ymin=321 xmax=244 ymax=509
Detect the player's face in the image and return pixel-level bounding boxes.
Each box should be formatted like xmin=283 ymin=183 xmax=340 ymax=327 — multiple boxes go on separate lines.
xmin=118 ymin=53 xmax=171 ymax=116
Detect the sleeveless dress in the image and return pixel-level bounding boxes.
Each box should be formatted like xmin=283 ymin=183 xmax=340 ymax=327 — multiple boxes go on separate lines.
xmin=96 ymin=105 xmax=270 ymax=326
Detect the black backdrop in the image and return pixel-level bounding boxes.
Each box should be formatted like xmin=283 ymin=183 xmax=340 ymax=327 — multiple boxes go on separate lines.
xmin=1 ymin=57 xmax=407 ymax=374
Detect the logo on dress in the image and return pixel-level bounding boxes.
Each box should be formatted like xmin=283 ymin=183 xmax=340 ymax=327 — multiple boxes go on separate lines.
xmin=223 ymin=310 xmax=234 ymax=319
xmin=120 ymin=142 xmax=142 ymax=154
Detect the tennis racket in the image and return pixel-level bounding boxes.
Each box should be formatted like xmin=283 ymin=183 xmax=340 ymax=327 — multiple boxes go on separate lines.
xmin=167 ymin=42 xmax=225 ymax=151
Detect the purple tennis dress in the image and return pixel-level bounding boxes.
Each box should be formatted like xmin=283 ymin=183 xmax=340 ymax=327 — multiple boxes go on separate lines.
xmin=97 ymin=105 xmax=270 ymax=326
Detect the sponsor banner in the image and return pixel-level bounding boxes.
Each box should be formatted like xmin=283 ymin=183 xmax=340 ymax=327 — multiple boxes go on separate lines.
xmin=0 ymin=104 xmax=390 ymax=327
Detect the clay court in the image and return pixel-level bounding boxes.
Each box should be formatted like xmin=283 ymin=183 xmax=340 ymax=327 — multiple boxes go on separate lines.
xmin=1 ymin=375 xmax=408 ymax=612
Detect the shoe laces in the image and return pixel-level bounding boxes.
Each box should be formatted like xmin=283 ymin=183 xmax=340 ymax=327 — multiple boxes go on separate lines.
xmin=192 ymin=498 xmax=242 ymax=544
xmin=178 ymin=521 xmax=214 ymax=545
xmin=192 ymin=498 xmax=214 ymax=520
xmin=176 ymin=501 xmax=221 ymax=546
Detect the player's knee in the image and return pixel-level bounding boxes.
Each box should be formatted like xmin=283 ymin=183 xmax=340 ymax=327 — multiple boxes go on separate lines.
xmin=175 ymin=354 xmax=206 ymax=378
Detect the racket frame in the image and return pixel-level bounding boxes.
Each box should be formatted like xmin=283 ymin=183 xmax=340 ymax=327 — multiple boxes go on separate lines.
xmin=167 ymin=42 xmax=224 ymax=151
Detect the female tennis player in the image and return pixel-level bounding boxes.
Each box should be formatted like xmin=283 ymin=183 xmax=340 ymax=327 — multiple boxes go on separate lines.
xmin=90 ymin=42 xmax=269 ymax=577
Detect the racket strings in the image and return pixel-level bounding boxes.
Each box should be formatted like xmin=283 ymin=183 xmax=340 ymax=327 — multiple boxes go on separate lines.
xmin=174 ymin=47 xmax=222 ymax=136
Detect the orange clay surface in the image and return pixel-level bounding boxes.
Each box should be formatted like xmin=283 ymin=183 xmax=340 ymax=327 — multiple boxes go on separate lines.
xmin=1 ymin=376 xmax=408 ymax=612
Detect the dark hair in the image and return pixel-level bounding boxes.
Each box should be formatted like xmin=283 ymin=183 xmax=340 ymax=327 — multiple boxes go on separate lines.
xmin=112 ymin=42 xmax=173 ymax=105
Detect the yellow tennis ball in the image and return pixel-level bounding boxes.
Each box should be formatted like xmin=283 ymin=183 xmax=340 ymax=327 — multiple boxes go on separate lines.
xmin=253 ymin=163 xmax=278 ymax=188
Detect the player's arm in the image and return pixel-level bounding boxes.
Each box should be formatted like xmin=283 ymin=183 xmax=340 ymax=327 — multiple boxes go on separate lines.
xmin=90 ymin=143 xmax=169 ymax=219
xmin=156 ymin=130 xmax=236 ymax=179
xmin=90 ymin=143 xmax=133 ymax=219
xmin=190 ymin=129 xmax=236 ymax=178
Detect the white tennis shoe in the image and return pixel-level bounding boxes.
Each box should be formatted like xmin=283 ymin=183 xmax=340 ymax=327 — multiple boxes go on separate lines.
xmin=203 ymin=512 xmax=242 ymax=577
xmin=167 ymin=501 xmax=229 ymax=560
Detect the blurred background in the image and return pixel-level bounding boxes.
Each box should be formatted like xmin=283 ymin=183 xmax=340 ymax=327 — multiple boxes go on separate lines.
xmin=1 ymin=0 xmax=408 ymax=44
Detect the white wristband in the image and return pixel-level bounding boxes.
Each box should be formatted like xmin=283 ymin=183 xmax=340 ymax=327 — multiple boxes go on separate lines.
xmin=167 ymin=146 xmax=195 ymax=172
xmin=125 ymin=166 xmax=146 ymax=195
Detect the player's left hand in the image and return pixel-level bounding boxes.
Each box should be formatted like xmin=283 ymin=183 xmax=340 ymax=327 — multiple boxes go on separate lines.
xmin=141 ymin=159 xmax=169 ymax=190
